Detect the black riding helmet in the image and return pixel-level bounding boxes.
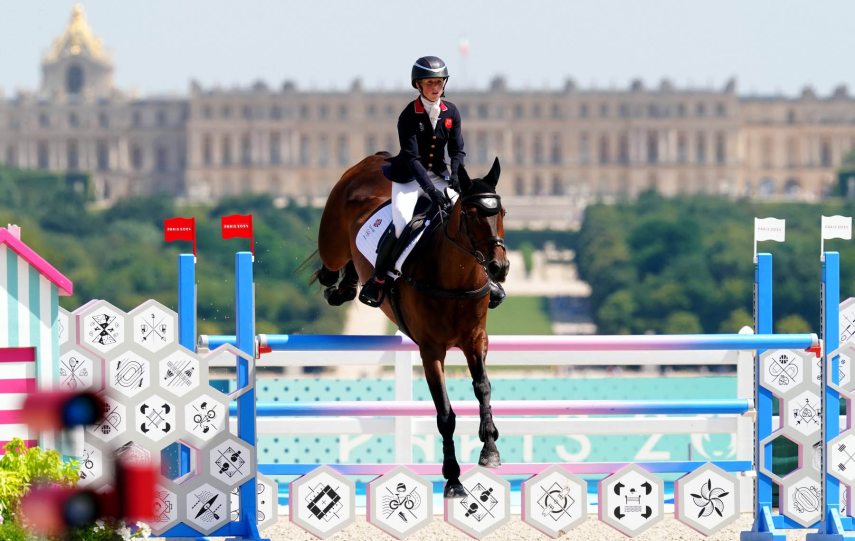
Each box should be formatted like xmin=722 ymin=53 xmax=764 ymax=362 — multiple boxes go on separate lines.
xmin=411 ymin=56 xmax=449 ymax=88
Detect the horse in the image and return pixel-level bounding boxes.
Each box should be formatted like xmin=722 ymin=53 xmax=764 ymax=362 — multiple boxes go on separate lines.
xmin=314 ymin=153 xmax=509 ymax=497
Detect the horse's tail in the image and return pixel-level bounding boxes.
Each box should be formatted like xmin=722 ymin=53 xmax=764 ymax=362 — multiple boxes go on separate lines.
xmin=299 ymin=249 xmax=321 ymax=283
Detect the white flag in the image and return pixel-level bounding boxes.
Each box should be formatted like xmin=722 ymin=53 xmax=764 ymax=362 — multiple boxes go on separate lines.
xmin=754 ymin=217 xmax=786 ymax=242
xmin=822 ymin=215 xmax=852 ymax=240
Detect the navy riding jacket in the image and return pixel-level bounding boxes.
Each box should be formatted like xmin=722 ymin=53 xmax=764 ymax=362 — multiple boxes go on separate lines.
xmin=387 ymin=98 xmax=466 ymax=189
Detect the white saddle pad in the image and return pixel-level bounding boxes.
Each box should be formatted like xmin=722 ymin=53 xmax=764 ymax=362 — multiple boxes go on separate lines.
xmin=355 ymin=205 xmax=428 ymax=277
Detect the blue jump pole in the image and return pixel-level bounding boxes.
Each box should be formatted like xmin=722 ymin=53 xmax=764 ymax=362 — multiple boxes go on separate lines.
xmin=808 ymin=251 xmax=855 ymax=540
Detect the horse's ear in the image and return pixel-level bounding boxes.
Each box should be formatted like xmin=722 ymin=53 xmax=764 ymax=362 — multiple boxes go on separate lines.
xmin=458 ymin=166 xmax=472 ymax=192
xmin=484 ymin=157 xmax=501 ymax=188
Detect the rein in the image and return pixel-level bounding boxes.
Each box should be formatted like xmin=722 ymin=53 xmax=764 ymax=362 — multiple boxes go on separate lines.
xmin=402 ymin=192 xmax=504 ymax=301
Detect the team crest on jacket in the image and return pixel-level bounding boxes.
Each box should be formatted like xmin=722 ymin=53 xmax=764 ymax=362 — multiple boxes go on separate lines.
xmin=445 ymin=118 xmax=453 ymax=129
xmin=419 ymin=122 xmax=425 ymax=132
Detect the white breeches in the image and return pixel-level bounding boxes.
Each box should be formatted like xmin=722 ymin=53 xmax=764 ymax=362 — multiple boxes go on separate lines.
xmin=391 ymin=172 xmax=448 ymax=237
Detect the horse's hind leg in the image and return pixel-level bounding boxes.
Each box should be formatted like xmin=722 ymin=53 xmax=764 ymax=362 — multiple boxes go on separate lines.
xmin=464 ymin=341 xmax=501 ymax=468
xmin=316 ymin=265 xmax=340 ymax=287
xmin=422 ymin=347 xmax=465 ymax=498
xmin=321 ymin=261 xmax=358 ymax=306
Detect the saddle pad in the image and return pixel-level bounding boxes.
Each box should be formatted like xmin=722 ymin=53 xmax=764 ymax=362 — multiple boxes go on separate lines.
xmin=355 ymin=205 xmax=428 ymax=276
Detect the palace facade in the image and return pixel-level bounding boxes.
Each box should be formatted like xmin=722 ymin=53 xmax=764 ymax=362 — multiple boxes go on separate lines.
xmin=2 ymin=6 xmax=855 ymax=228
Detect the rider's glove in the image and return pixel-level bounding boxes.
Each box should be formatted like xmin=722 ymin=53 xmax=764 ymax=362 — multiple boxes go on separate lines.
xmin=449 ymin=174 xmax=460 ymax=193
xmin=429 ymin=188 xmax=451 ymax=214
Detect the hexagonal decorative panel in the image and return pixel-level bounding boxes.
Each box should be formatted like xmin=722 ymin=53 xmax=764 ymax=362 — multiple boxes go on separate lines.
xmin=780 ymin=472 xmax=822 ymax=527
xmin=290 ymin=465 xmax=355 ymax=539
xmin=834 ymin=343 xmax=855 ymax=392
xmin=77 ymin=442 xmax=106 ymax=488
xmin=114 ymin=440 xmax=153 ymax=466
xmin=87 ymin=396 xmax=127 ymax=443
xmin=674 ymin=463 xmax=740 ymax=536
xmin=58 ymin=348 xmax=100 ymax=391
xmin=157 ymin=347 xmax=200 ymax=397
xmin=58 ymin=307 xmax=72 ymax=347
xmin=229 ymin=473 xmax=279 ymax=532
xmin=840 ymin=297 xmax=855 ymax=346
xmin=134 ymin=394 xmax=178 ymax=446
xmin=445 ymin=466 xmax=510 ymax=540
xmin=207 ymin=436 xmax=253 ymax=488
xmin=830 ymin=431 xmax=855 ymax=484
xmin=786 ymin=390 xmax=822 ymax=439
xmin=151 ymin=484 xmax=180 ymax=535
xmin=184 ymin=391 xmax=230 ymax=445
xmin=521 ymin=465 xmax=587 ymax=538
xmin=128 ymin=300 xmax=178 ymax=354
xmin=367 ymin=466 xmax=433 ymax=540
xmin=77 ymin=300 xmax=127 ymax=355
xmin=184 ymin=481 xmax=229 ymax=535
xmin=598 ymin=463 xmax=664 ymax=537
xmin=760 ymin=349 xmax=807 ymax=396
xmin=107 ymin=351 xmax=151 ymax=400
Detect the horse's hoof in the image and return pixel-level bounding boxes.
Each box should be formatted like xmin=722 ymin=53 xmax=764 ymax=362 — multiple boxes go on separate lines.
xmin=478 ymin=449 xmax=502 ymax=468
xmin=444 ymin=480 xmax=466 ymax=498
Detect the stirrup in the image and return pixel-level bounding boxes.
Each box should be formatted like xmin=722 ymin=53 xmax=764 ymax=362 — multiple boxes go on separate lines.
xmin=359 ymin=277 xmax=385 ymax=307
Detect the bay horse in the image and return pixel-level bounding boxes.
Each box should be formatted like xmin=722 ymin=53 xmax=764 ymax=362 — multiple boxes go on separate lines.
xmin=314 ymin=153 xmax=509 ymax=497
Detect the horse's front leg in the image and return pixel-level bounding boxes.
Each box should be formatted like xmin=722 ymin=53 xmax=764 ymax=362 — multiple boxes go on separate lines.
xmin=463 ymin=339 xmax=501 ymax=468
xmin=421 ymin=347 xmax=465 ymax=498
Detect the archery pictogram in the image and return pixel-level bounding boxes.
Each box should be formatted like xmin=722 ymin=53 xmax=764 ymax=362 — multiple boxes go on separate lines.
xmin=138 ymin=312 xmax=168 ymax=344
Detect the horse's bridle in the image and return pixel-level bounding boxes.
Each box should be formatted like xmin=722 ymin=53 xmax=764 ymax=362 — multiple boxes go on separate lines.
xmin=449 ymin=192 xmax=507 ymax=265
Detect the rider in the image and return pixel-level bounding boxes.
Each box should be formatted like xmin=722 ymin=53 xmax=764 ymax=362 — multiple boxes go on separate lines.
xmin=358 ymin=55 xmax=506 ymax=309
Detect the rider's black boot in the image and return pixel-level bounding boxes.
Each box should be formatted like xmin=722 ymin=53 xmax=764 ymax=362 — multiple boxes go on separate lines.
xmin=488 ymin=281 xmax=506 ymax=309
xmin=359 ymin=230 xmax=399 ymax=307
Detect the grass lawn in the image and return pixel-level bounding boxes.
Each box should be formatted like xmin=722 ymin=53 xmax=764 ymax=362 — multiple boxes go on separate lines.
xmin=487 ymin=296 xmax=553 ymax=335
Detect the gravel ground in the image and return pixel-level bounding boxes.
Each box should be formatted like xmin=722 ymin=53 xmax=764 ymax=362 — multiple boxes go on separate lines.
xmin=236 ymin=514 xmax=814 ymax=540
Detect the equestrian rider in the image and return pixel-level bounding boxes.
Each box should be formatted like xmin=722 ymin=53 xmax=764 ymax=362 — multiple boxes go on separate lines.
xmin=358 ymin=55 xmax=506 ymax=309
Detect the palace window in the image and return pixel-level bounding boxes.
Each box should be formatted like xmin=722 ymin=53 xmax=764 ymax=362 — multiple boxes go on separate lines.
xmin=337 ymin=135 xmax=349 ymax=165
xmin=270 ymin=132 xmax=282 ymax=164
xmin=646 ymin=131 xmax=658 ymax=164
xmin=222 ymin=136 xmax=232 ymax=165
xmin=156 ymin=146 xmax=169 ymax=172
xmin=66 ymin=141 xmax=79 ymax=170
xmin=241 ymin=134 xmax=252 ymax=165
xmin=551 ymin=133 xmax=562 ymax=164
xmin=96 ymin=140 xmax=109 ymax=171
xmin=318 ymin=136 xmax=330 ymax=166
xmin=203 ymin=135 xmax=213 ymax=165
xmin=697 ymin=133 xmax=708 ymax=164
xmin=131 ymin=144 xmax=143 ymax=170
xmin=598 ymin=134 xmax=610 ymax=164
xmin=37 ymin=142 xmax=49 ymax=169
xmin=579 ymin=133 xmax=590 ymax=165
xmin=533 ymin=134 xmax=544 ymax=165
xmin=66 ymin=65 xmax=84 ymax=94
xmin=715 ymin=133 xmax=727 ymax=165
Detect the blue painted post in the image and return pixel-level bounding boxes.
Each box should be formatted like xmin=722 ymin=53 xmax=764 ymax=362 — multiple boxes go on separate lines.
xmin=807 ymin=252 xmax=855 ymax=539
xmin=234 ymin=251 xmax=265 ymax=540
xmin=176 ymin=254 xmax=194 ymax=477
xmin=742 ymin=252 xmax=786 ymax=541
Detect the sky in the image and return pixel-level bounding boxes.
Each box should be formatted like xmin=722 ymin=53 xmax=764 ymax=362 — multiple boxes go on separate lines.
xmin=1 ymin=1 xmax=853 ymax=98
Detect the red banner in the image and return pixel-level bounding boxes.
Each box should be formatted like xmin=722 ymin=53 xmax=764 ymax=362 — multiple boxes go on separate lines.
xmin=221 ymin=214 xmax=253 ymax=239
xmin=163 ymin=217 xmax=196 ymax=255
xmin=221 ymin=214 xmax=254 ymax=254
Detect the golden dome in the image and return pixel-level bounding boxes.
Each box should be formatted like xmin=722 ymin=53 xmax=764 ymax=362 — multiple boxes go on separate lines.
xmin=44 ymin=3 xmax=110 ymax=63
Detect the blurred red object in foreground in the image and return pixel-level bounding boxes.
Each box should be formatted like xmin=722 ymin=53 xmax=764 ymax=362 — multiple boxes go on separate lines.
xmin=20 ymin=457 xmax=156 ymax=535
xmin=21 ymin=391 xmax=104 ymax=430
